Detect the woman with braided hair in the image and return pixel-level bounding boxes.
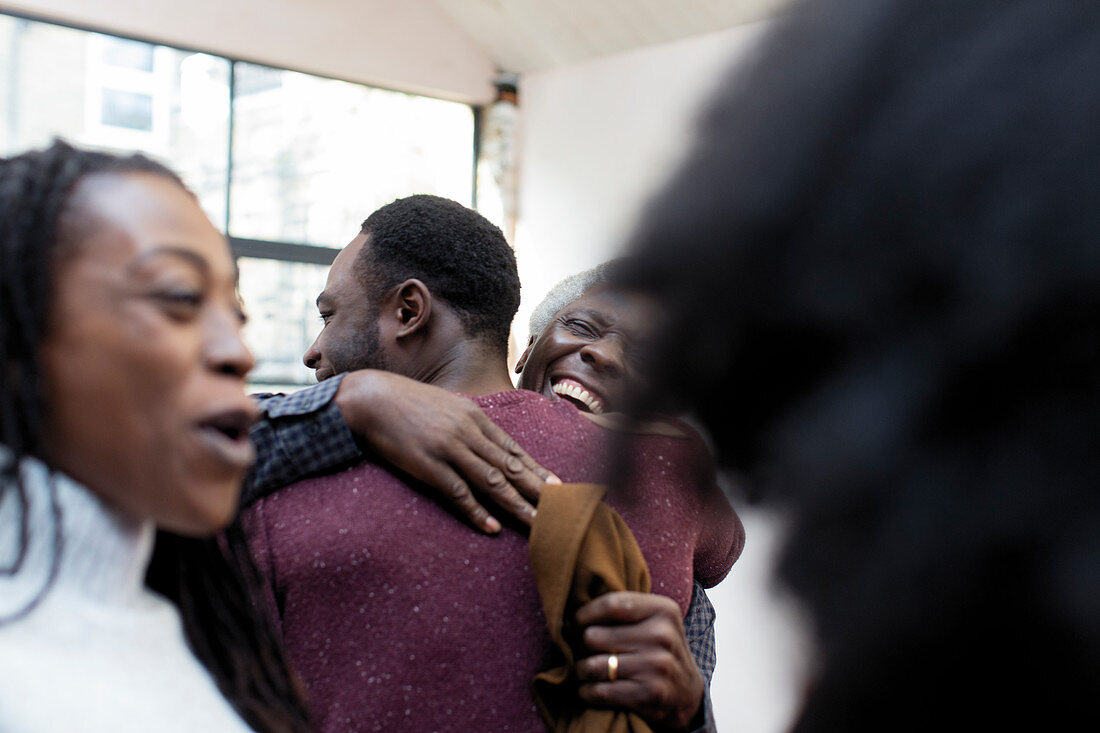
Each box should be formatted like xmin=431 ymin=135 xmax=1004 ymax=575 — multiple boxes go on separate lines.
xmin=0 ymin=140 xmax=311 ymax=732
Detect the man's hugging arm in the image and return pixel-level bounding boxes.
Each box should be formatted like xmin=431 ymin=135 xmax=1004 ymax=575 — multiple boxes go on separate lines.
xmin=244 ymin=369 xmax=559 ymax=532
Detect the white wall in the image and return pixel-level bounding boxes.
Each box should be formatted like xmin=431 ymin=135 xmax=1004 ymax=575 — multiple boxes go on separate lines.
xmin=513 ymin=23 xmax=766 ymax=341
xmin=0 ymin=0 xmax=497 ymax=103
xmin=514 ymin=24 xmax=814 ymax=733
xmin=708 ymin=507 xmax=814 ymax=733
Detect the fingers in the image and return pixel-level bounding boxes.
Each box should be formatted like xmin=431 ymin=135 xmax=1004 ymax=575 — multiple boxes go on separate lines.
xmin=430 ymin=406 xmax=559 ymax=530
xmin=416 ymin=460 xmax=502 ymax=534
xmin=576 ymin=652 xmax=660 ymax=706
xmin=470 ymin=410 xmax=561 ymax=498
xmin=575 ymin=648 xmax=703 ymax=729
xmin=577 ymin=594 xmax=685 ymax=675
xmin=334 ymin=371 xmax=559 ymax=534
xmin=575 ymin=591 xmax=680 ymax=627
xmin=582 ymin=615 xmax=686 ymax=657
xmin=577 ymin=678 xmax=651 ymax=712
xmin=573 ymin=591 xmax=698 ymax=725
xmin=575 ymin=642 xmax=705 ymax=731
xmin=448 ymin=443 xmax=537 ymax=527
xmin=577 ymin=652 xmax=632 ymax=683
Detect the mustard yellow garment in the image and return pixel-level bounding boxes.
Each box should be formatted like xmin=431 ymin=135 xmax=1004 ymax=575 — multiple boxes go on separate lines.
xmin=529 ymin=483 xmax=654 ymax=733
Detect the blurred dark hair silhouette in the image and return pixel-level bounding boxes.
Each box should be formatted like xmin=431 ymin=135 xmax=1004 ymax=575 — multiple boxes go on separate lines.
xmin=620 ymin=0 xmax=1100 ymax=729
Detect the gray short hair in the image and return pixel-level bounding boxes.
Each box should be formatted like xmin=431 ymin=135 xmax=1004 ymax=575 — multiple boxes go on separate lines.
xmin=527 ymin=262 xmax=615 ymax=338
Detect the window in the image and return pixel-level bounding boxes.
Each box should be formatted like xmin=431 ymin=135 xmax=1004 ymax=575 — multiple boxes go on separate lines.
xmin=99 ymin=88 xmax=154 ymax=130
xmin=230 ymin=63 xmax=474 ymax=248
xmin=0 ymin=17 xmax=232 ymax=225
xmin=238 ymin=258 xmax=330 ymax=388
xmin=82 ymin=33 xmax=179 ymax=152
xmin=101 ymin=36 xmax=154 ymax=71
xmin=0 ymin=11 xmax=477 ymax=390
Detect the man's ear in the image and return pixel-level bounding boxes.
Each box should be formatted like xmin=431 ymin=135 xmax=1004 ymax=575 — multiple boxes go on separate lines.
xmin=392 ymin=279 xmax=432 ymax=339
xmin=514 ymin=335 xmax=535 ymax=374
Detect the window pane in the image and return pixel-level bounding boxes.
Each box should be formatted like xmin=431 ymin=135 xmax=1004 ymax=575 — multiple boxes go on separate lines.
xmin=238 ymin=257 xmax=329 ymax=388
xmin=100 ymin=88 xmax=153 ymax=130
xmin=0 ymin=15 xmax=230 ymax=227
xmin=229 ymin=62 xmax=474 ymax=246
xmin=101 ymin=36 xmax=154 ymax=71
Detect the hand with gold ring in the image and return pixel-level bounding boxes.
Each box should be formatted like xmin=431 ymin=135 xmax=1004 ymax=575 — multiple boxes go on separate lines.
xmin=573 ymin=591 xmax=705 ymax=731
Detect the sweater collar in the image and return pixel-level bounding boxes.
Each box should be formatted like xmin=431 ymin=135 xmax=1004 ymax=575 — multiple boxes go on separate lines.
xmin=0 ymin=448 xmax=155 ymax=614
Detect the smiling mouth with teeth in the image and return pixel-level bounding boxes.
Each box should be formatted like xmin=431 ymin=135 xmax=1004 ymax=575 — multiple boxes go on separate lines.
xmin=551 ymin=378 xmax=604 ymax=414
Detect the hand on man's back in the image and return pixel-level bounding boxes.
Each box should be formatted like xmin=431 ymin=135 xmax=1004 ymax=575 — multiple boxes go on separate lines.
xmin=334 ymin=369 xmax=559 ymax=533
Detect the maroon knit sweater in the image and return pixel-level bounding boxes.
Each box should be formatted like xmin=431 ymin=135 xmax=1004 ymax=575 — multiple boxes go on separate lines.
xmin=241 ymin=390 xmax=743 ymax=733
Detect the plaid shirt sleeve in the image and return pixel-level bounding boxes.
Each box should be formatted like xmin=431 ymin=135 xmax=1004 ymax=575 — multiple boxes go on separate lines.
xmin=685 ymin=579 xmax=718 ymax=683
xmin=683 ymin=580 xmax=719 ymax=733
xmin=241 ymin=373 xmax=363 ymax=508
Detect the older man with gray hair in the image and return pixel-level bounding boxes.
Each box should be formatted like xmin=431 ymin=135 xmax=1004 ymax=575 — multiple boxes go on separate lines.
xmin=516 ymin=259 xmax=654 ymax=417
xmin=514 ymin=260 xmax=729 ymax=693
xmin=525 ymin=262 xmax=617 ymax=344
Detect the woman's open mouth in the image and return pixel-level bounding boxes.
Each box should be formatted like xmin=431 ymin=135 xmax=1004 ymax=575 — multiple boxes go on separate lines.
xmin=550 ymin=377 xmax=605 ymax=414
xmin=194 ymin=408 xmax=256 ymax=471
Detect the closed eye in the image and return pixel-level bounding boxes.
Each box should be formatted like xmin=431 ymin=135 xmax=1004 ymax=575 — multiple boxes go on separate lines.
xmin=563 ymin=318 xmax=599 ymax=339
xmin=157 ymin=290 xmax=202 ymax=304
xmin=151 ymin=290 xmax=203 ymax=321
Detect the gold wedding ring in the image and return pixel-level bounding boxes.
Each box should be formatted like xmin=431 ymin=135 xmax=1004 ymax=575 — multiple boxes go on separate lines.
xmin=607 ymin=653 xmax=619 ymax=682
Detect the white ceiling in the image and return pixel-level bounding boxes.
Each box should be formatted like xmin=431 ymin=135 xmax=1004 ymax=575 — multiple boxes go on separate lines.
xmin=427 ymin=0 xmax=791 ymax=74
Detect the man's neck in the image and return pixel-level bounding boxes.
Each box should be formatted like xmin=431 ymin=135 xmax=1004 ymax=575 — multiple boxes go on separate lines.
xmin=411 ymin=342 xmax=515 ymax=397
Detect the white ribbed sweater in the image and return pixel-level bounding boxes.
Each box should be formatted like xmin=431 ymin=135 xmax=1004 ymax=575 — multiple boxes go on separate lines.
xmin=0 ymin=452 xmax=253 ymax=732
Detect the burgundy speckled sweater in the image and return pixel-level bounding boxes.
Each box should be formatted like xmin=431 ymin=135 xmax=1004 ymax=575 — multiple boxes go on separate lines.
xmin=241 ymin=390 xmax=742 ymax=733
